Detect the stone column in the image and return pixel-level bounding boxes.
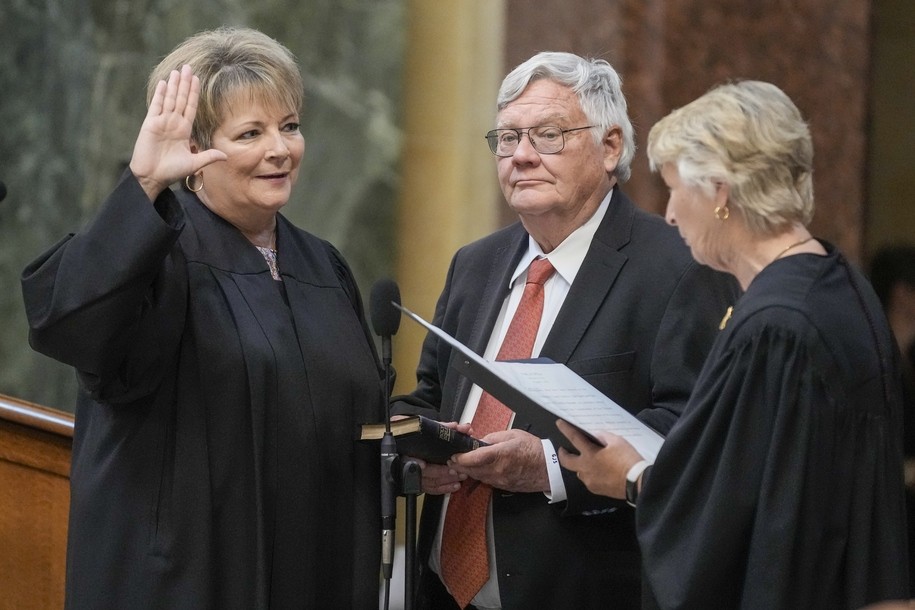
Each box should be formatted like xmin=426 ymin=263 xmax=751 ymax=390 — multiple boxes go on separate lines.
xmin=394 ymin=1 xmax=505 ymax=393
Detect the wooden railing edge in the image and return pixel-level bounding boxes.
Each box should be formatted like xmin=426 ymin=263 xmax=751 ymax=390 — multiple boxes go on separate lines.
xmin=0 ymin=393 xmax=74 ymax=438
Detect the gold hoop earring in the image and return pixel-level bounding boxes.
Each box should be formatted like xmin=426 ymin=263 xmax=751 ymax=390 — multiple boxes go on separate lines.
xmin=185 ymin=174 xmax=204 ymax=193
xmin=714 ymin=205 xmax=729 ymax=221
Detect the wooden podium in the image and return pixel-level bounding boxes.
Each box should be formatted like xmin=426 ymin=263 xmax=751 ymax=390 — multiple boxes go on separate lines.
xmin=0 ymin=394 xmax=73 ymax=610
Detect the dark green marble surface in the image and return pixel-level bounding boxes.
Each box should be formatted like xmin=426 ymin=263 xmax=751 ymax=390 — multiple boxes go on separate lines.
xmin=0 ymin=1 xmax=405 ymax=411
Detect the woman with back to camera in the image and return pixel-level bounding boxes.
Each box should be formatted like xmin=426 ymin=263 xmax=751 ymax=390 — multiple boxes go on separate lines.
xmin=21 ymin=27 xmax=382 ymax=609
xmin=557 ymin=80 xmax=909 ymax=608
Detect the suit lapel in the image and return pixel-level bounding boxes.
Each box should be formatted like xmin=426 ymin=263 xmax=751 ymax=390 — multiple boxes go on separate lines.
xmin=449 ymin=188 xmax=638 ymax=408
xmin=449 ymin=227 xmax=528 ymax=418
xmin=467 ymin=236 xmax=526 ymax=353
xmin=541 ymin=188 xmax=636 ymax=362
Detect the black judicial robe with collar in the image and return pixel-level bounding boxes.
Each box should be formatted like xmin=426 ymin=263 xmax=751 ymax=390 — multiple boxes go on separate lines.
xmin=393 ymin=188 xmax=740 ymax=610
xmin=637 ymin=244 xmax=909 ymax=610
xmin=21 ymin=173 xmax=383 ymax=609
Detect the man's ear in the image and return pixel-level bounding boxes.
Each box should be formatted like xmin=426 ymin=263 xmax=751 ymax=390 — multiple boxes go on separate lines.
xmin=602 ymin=126 xmax=623 ymax=174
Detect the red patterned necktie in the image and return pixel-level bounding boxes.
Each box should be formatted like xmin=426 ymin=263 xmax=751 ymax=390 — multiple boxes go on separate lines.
xmin=439 ymin=257 xmax=556 ymax=608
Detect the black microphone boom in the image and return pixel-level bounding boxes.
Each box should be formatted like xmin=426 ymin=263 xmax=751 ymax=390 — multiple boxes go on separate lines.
xmin=0 ymin=181 xmax=6 ymax=203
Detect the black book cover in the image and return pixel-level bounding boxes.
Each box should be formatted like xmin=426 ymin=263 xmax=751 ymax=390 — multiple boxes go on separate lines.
xmin=359 ymin=415 xmax=488 ymax=464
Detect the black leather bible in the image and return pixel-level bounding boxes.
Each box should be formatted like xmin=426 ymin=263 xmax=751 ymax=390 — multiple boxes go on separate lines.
xmin=359 ymin=415 xmax=488 ymax=464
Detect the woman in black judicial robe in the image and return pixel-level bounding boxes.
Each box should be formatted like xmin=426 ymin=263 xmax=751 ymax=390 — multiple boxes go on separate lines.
xmin=20 ymin=28 xmax=382 ymax=609
xmin=558 ymin=80 xmax=910 ymax=609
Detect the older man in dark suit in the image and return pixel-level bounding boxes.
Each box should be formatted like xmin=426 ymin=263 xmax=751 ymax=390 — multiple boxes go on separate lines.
xmin=393 ymin=51 xmax=739 ymax=610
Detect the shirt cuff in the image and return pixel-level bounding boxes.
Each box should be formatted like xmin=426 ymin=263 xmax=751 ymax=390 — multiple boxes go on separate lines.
xmin=542 ymin=438 xmax=567 ymax=503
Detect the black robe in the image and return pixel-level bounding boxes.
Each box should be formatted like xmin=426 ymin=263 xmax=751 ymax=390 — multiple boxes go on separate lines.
xmin=637 ymin=244 xmax=909 ymax=609
xmin=21 ymin=173 xmax=383 ymax=609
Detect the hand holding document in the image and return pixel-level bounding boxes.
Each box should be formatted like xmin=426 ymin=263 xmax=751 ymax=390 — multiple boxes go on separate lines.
xmin=394 ymin=304 xmax=663 ymax=462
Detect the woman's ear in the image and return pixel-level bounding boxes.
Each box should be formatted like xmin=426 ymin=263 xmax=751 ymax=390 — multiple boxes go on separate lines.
xmin=714 ymin=181 xmax=730 ymax=207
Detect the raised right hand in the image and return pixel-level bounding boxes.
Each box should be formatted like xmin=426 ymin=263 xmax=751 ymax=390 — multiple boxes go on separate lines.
xmin=128 ymin=64 xmax=227 ymax=201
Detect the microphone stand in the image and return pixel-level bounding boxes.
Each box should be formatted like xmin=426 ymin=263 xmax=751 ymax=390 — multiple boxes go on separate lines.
xmin=379 ymin=336 xmax=421 ymax=610
xmin=400 ymin=455 xmax=422 ymax=610
xmin=372 ymin=280 xmax=419 ymax=610
xmin=380 ymin=334 xmax=398 ymax=609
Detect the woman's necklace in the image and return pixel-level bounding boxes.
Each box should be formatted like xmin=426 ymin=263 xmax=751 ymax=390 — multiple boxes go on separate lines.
xmin=252 ymin=226 xmax=279 ymax=280
xmin=774 ymin=236 xmax=813 ymax=260
xmin=255 ymin=246 xmax=280 ymax=280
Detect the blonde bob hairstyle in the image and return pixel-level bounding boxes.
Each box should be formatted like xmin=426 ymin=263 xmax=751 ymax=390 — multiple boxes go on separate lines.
xmin=146 ymin=27 xmax=304 ymax=151
xmin=647 ymin=80 xmax=814 ymax=236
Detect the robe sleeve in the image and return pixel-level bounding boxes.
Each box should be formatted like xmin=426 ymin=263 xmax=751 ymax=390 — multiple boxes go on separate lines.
xmin=314 ymin=239 xmax=385 ymax=607
xmin=637 ymin=315 xmax=908 ymax=609
xmin=322 ymin=240 xmax=383 ymax=374
xmin=636 ymin=304 xmax=905 ymax=609
xmin=21 ymin=172 xmax=187 ymax=403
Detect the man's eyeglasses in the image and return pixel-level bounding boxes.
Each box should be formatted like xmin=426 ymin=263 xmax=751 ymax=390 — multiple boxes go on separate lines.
xmin=484 ymin=125 xmax=596 ymax=157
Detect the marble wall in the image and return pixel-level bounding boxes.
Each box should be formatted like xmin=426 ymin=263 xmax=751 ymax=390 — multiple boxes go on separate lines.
xmin=505 ymin=0 xmax=871 ymax=262
xmin=0 ymin=1 xmax=406 ymax=411
xmin=0 ymin=0 xmax=892 ymax=412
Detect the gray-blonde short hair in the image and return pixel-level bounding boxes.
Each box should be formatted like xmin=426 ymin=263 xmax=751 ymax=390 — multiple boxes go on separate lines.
xmin=147 ymin=27 xmax=303 ymax=150
xmin=498 ymin=51 xmax=636 ymax=183
xmin=647 ymin=80 xmax=814 ymax=234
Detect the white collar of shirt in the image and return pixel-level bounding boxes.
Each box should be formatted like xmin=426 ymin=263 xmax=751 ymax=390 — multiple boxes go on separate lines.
xmin=509 ymin=188 xmax=613 ymax=290
xmin=462 ymin=187 xmax=615 ymax=406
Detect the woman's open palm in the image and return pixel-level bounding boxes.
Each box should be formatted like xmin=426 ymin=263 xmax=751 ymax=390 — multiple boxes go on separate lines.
xmin=129 ymin=64 xmax=226 ymax=200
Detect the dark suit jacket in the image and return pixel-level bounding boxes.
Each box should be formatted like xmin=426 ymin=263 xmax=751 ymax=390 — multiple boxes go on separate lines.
xmin=394 ymin=188 xmax=739 ymax=610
